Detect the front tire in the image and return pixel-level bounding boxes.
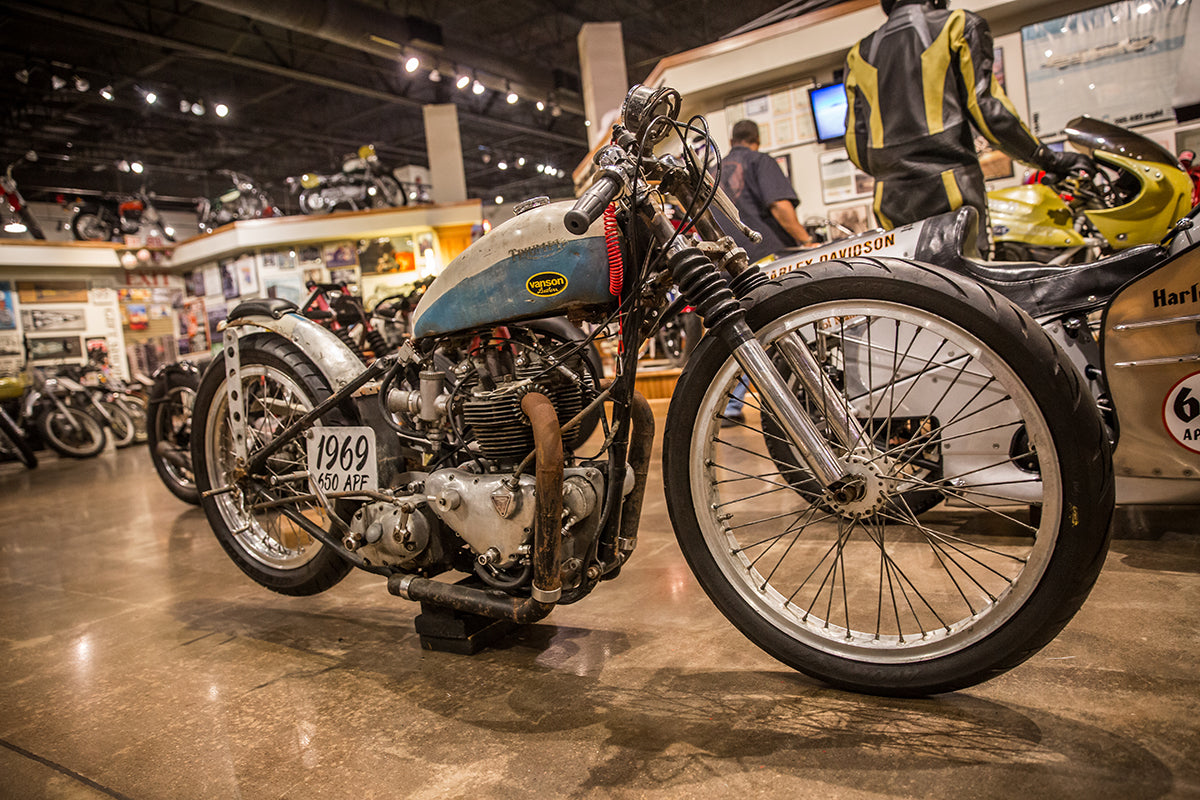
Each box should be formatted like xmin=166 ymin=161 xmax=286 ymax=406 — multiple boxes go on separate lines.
xmin=192 ymin=334 xmax=354 ymax=595
xmin=148 ymin=372 xmax=200 ymax=504
xmin=0 ymin=409 xmax=37 ymax=467
xmin=38 ymin=407 xmax=106 ymax=458
xmin=663 ymin=257 xmax=1114 ymax=695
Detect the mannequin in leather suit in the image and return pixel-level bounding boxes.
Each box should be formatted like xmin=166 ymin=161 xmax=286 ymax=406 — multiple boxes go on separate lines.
xmin=844 ymin=0 xmax=1093 ymax=254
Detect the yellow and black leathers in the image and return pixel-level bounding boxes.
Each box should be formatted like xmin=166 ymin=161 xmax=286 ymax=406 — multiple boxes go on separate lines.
xmin=845 ymin=0 xmax=1062 ymax=254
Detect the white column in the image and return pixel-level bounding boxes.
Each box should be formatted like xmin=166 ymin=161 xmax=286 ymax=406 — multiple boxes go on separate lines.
xmin=422 ymin=104 xmax=467 ymax=203
xmin=578 ymin=22 xmax=629 ymax=149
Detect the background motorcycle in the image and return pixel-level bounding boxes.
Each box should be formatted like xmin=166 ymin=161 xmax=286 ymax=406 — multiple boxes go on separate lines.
xmin=988 ymin=116 xmax=1192 ymax=264
xmin=196 ymin=170 xmax=279 ymax=233
xmin=1 ymin=151 xmax=45 ymax=239
xmin=0 ymin=374 xmax=37 ymax=468
xmin=188 ymin=84 xmax=1112 ymax=697
xmin=288 ymin=145 xmax=405 ymax=214
xmin=20 ymin=368 xmax=107 ymax=458
xmin=71 ymin=188 xmax=175 ymax=243
xmin=147 ymin=360 xmax=206 ymax=504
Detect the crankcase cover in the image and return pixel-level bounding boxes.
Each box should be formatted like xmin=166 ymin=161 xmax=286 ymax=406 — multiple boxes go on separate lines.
xmin=412 ymin=200 xmax=613 ymax=338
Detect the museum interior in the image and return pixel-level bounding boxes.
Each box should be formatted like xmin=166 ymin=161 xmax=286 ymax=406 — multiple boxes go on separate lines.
xmin=1 ymin=0 xmax=1198 ymax=797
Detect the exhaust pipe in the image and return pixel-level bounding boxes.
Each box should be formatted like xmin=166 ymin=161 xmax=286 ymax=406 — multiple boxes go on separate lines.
xmin=388 ymin=391 xmax=564 ymax=624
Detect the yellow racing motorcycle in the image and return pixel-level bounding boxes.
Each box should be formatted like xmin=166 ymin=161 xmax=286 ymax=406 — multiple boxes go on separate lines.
xmin=988 ymin=116 xmax=1193 ymax=264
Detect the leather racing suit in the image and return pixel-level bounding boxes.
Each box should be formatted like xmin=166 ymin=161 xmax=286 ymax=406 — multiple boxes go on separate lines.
xmin=844 ymin=0 xmax=1074 ymax=254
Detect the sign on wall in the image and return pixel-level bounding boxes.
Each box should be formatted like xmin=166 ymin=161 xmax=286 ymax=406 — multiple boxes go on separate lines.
xmin=1023 ymin=0 xmax=1191 ymax=135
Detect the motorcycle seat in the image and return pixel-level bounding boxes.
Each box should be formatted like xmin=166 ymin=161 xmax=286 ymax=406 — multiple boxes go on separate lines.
xmin=228 ymin=297 xmax=299 ymax=321
xmin=914 ymin=207 xmax=1165 ymax=317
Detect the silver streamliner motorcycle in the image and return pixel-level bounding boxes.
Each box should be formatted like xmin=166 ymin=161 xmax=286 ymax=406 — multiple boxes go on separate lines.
xmin=193 ymin=85 xmax=1114 ymax=696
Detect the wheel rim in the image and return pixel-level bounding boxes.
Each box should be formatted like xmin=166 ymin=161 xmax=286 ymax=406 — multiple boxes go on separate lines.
xmin=690 ymin=301 xmax=1062 ymax=664
xmin=203 ymin=364 xmax=328 ymax=570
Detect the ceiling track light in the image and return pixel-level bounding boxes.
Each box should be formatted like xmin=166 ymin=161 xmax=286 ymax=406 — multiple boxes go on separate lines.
xmin=456 ymin=73 xmax=471 ymax=90
xmin=99 ymin=85 xmax=114 ymax=101
xmin=471 ymin=79 xmax=485 ymax=95
xmin=404 ymin=55 xmax=420 ymax=73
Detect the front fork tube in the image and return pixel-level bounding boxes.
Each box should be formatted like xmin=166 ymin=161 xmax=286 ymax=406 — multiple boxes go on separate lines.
xmin=773 ymin=333 xmax=868 ymax=453
xmin=662 ymin=235 xmax=862 ymax=502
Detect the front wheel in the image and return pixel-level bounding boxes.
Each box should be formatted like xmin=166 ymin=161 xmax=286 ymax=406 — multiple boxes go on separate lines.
xmin=0 ymin=409 xmax=37 ymax=467
xmin=38 ymin=406 xmax=106 ymax=458
xmin=663 ymin=257 xmax=1114 ymax=696
xmin=192 ymin=334 xmax=354 ymax=595
xmin=94 ymin=400 xmax=137 ymax=448
xmin=148 ymin=371 xmax=200 ymax=504
xmin=71 ymin=204 xmax=116 ymax=241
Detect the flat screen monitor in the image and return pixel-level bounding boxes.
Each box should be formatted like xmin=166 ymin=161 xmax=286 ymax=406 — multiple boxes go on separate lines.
xmin=809 ymin=83 xmax=848 ymax=143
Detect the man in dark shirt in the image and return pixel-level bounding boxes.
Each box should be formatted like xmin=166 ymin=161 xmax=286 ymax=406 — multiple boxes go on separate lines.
xmin=718 ymin=119 xmax=813 ymax=262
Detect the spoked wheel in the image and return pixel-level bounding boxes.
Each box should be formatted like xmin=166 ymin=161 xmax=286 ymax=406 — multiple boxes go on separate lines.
xmin=71 ymin=204 xmax=116 ymax=241
xmin=38 ymin=407 xmax=106 ymax=458
xmin=663 ymin=257 xmax=1114 ymax=696
xmin=149 ymin=381 xmax=199 ymax=504
xmin=192 ymin=334 xmax=353 ymax=595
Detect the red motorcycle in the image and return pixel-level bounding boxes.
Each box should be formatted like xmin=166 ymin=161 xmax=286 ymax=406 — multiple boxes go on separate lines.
xmin=1 ymin=151 xmax=45 ymax=239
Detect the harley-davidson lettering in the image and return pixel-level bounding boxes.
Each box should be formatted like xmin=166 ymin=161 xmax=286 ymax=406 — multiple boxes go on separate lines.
xmin=526 ymin=271 xmax=567 ymax=297
xmin=1152 ymin=282 xmax=1199 ymax=308
xmin=1163 ymin=371 xmax=1200 ymax=453
xmin=767 ymin=232 xmax=897 ymax=280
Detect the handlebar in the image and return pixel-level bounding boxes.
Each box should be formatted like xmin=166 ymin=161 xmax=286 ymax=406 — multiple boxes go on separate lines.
xmin=564 ymin=173 xmax=622 ymax=235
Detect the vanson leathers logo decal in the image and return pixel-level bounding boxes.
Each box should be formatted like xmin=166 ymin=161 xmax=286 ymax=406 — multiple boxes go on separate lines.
xmin=526 ymin=271 xmax=567 ymax=297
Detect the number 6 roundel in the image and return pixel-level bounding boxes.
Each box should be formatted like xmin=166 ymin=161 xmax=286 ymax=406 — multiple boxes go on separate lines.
xmin=1163 ymin=371 xmax=1200 ymax=454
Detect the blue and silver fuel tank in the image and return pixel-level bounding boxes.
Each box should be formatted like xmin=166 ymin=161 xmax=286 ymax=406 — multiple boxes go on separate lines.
xmin=411 ymin=199 xmax=615 ymax=339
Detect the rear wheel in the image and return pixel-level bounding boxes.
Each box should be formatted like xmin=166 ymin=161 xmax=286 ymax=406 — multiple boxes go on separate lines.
xmin=148 ymin=373 xmax=200 ymax=504
xmin=95 ymin=400 xmax=137 ymax=448
xmin=663 ymin=257 xmax=1113 ymax=695
xmin=38 ymin=407 xmax=106 ymax=458
xmin=192 ymin=334 xmax=353 ymax=595
xmin=71 ymin=204 xmax=115 ymax=241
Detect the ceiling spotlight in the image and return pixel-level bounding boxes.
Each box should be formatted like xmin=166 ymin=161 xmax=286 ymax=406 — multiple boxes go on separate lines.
xmin=191 ymin=102 xmax=205 ymax=116
xmin=472 ymin=80 xmax=485 ymax=95
xmin=429 ymin=69 xmax=442 ymax=82
xmin=15 ymin=69 xmax=30 ymax=84
xmin=117 ymin=160 xmax=130 ymax=172
xmin=550 ymin=103 xmax=562 ymax=118
xmin=99 ymin=85 xmax=114 ymax=101
xmin=73 ymin=75 xmax=89 ymax=92
xmin=494 ymin=195 xmax=503 ymax=204
xmin=497 ymin=160 xmax=508 ymax=170
xmin=179 ymin=99 xmax=191 ymax=113
xmin=404 ymin=55 xmax=420 ymax=73
xmin=536 ymin=100 xmax=545 ymax=112
xmin=145 ymin=90 xmax=158 ymax=104
xmin=5 ymin=221 xmax=28 ymax=234
xmin=456 ymin=73 xmax=471 ymax=90
xmin=214 ymin=103 xmax=229 ymax=117
xmin=131 ymin=161 xmax=144 ymax=174
xmin=52 ymin=75 xmax=67 ymax=91
xmin=536 ymin=164 xmax=544 ymax=173
xmin=517 ymin=156 xmax=526 ymax=167
xmin=506 ymin=90 xmax=518 ymax=104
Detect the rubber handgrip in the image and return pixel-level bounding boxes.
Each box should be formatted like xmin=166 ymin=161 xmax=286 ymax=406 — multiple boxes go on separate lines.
xmin=564 ymin=175 xmax=621 ymax=235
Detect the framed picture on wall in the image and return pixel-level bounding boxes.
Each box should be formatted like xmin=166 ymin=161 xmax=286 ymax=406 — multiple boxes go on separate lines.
xmin=27 ymin=335 xmax=84 ymax=363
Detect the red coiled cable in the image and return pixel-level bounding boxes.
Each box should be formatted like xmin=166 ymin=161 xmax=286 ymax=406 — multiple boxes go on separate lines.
xmin=603 ymin=205 xmax=622 ymax=297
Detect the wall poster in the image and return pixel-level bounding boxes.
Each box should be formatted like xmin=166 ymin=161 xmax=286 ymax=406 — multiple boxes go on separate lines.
xmin=818 ymin=150 xmax=875 ymax=205
xmin=724 ymin=80 xmax=817 ymax=151
xmin=1022 ymin=0 xmax=1191 ymax=135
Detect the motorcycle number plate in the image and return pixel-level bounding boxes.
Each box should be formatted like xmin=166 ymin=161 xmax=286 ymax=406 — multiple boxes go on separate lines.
xmin=306 ymin=427 xmax=378 ymax=494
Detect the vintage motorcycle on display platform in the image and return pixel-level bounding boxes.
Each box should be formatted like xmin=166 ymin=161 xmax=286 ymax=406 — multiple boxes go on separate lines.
xmin=196 ymin=170 xmax=279 ymax=234
xmin=1 ymin=151 xmax=45 ymax=239
xmin=289 ymin=145 xmax=406 ymax=214
xmin=71 ymin=188 xmax=175 ymax=243
xmin=192 ymin=85 xmax=1114 ymax=697
xmin=988 ymin=116 xmax=1192 ymax=264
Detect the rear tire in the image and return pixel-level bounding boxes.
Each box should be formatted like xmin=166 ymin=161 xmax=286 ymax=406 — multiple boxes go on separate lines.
xmin=71 ymin=204 xmax=115 ymax=241
xmin=148 ymin=371 xmax=200 ymax=504
xmin=663 ymin=257 xmax=1114 ymax=695
xmin=0 ymin=409 xmax=37 ymax=468
xmin=192 ymin=334 xmax=354 ymax=595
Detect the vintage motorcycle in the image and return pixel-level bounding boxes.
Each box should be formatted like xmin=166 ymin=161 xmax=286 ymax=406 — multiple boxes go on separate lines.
xmin=988 ymin=116 xmax=1192 ymax=264
xmin=0 ymin=374 xmax=37 ymax=468
xmin=288 ymin=145 xmax=405 ymax=214
xmin=196 ymin=170 xmax=279 ymax=234
xmin=71 ymin=188 xmax=175 ymax=243
xmin=1 ymin=151 xmax=45 ymax=239
xmin=192 ymin=85 xmax=1113 ymax=696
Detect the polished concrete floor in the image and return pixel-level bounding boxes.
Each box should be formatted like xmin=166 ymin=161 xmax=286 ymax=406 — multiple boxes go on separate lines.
xmin=1 ymin=400 xmax=1199 ymax=800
